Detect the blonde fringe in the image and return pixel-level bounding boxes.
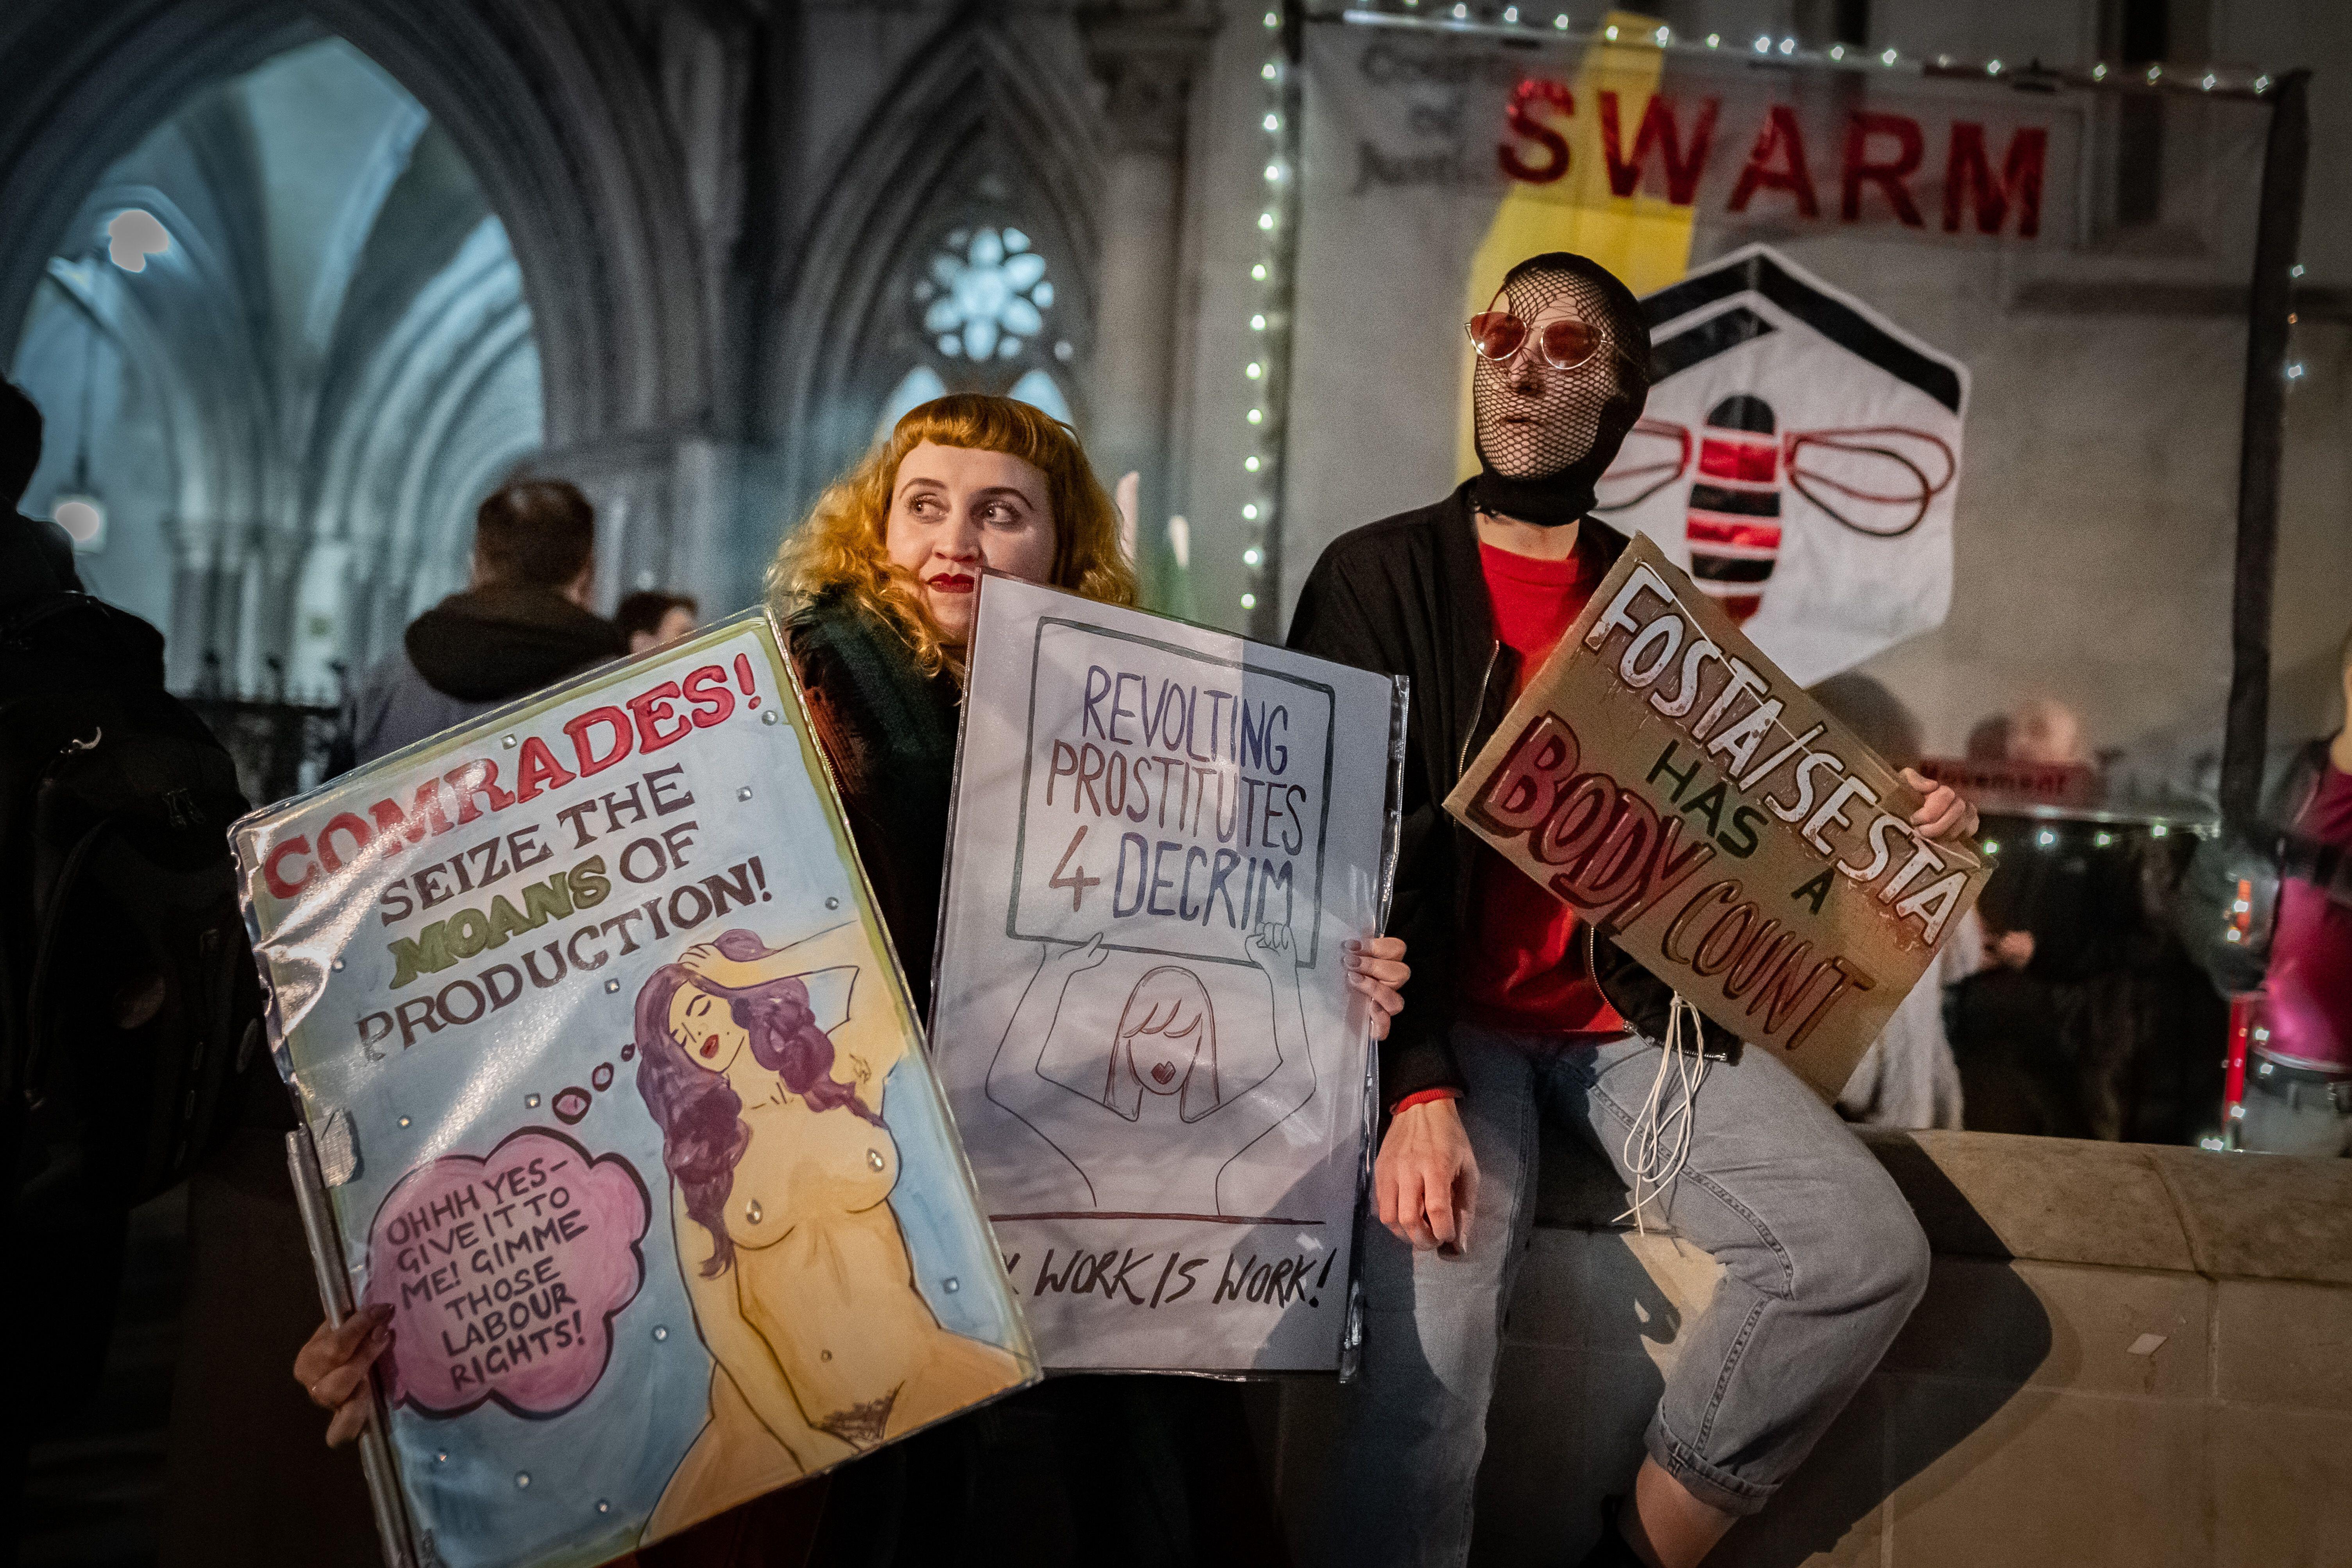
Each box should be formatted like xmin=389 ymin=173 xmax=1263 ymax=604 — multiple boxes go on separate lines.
xmin=767 ymin=393 xmax=1140 ymax=679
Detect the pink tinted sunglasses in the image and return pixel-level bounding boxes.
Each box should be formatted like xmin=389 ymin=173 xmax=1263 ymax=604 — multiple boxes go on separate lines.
xmin=1466 ymin=311 xmax=1604 ymax=370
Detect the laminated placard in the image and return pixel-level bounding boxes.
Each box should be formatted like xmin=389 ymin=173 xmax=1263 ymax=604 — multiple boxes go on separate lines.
xmin=1445 ymin=534 xmax=1987 ymax=1098
xmin=929 ymin=576 xmax=1406 ymax=1373
xmin=233 ymin=611 xmax=1036 ymax=1568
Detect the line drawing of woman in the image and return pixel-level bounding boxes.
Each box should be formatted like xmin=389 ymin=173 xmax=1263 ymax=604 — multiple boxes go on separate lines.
xmin=634 ymin=924 xmax=1025 ymax=1543
xmin=1096 ymin=966 xmax=1225 ymax=1122
xmin=983 ymin=922 xmax=1318 ymax=1218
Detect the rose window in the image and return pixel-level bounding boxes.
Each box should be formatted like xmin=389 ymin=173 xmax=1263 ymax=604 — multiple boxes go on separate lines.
xmin=916 ymin=226 xmax=1053 ymax=361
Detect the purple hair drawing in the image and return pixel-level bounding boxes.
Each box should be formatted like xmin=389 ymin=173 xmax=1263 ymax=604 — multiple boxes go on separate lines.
xmin=633 ymin=928 xmax=879 ymax=1276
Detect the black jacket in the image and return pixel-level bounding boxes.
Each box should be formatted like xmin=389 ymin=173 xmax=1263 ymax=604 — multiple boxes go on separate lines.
xmin=1 ymin=510 xmax=82 ymax=606
xmin=342 ymin=586 xmax=626 ymax=768
xmin=784 ymin=593 xmax=964 ymax=1014
xmin=1287 ymin=480 xmax=1737 ymax=1104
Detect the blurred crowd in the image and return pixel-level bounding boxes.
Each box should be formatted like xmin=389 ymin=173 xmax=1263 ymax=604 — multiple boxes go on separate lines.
xmin=1813 ymin=666 xmax=2350 ymax=1156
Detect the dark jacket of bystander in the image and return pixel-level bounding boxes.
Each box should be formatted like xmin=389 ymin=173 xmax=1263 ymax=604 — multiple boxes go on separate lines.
xmin=341 ymin=584 xmax=624 ymax=767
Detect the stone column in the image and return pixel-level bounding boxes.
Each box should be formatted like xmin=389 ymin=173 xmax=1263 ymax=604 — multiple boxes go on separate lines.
xmin=1081 ymin=8 xmax=1216 ymax=593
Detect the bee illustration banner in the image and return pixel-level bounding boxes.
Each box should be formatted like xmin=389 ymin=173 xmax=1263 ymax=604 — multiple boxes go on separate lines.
xmin=1445 ymin=533 xmax=1989 ymax=1099
xmin=1593 ymin=243 xmax=1968 ymax=685
xmin=234 ymin=611 xmax=1036 ymax=1568
xmin=929 ymin=576 xmax=1406 ymax=1373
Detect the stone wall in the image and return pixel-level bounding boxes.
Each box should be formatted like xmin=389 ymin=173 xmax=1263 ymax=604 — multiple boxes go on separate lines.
xmin=1269 ymin=1127 xmax=2352 ymax=1566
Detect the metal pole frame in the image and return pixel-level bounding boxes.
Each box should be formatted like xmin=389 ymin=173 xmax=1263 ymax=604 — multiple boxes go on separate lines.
xmin=2222 ymin=70 xmax=2309 ymax=834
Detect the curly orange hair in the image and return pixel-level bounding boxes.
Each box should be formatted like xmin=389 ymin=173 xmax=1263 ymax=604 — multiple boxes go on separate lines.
xmin=768 ymin=394 xmax=1138 ymax=677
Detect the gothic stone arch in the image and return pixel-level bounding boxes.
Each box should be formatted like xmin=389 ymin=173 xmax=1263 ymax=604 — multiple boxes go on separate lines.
xmin=0 ymin=0 xmax=712 ymax=457
xmin=767 ymin=18 xmax=1106 ymax=524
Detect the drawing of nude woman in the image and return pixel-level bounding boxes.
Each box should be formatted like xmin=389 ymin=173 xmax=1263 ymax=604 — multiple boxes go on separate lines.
xmin=984 ymin=922 xmax=1318 ymax=1217
xmin=634 ymin=924 xmax=1024 ymax=1542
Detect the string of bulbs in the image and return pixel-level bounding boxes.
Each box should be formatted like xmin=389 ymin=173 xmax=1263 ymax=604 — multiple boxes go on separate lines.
xmin=1237 ymin=8 xmax=1303 ymax=638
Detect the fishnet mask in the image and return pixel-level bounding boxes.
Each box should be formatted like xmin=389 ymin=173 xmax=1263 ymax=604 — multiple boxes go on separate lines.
xmin=1472 ymin=269 xmax=1637 ymax=480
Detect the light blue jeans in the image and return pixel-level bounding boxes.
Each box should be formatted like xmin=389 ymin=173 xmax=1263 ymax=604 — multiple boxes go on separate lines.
xmin=1318 ymin=1025 xmax=1931 ymax=1566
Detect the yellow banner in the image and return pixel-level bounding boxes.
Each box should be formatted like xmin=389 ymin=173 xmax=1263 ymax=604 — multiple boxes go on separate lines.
xmin=1457 ymin=11 xmax=1697 ymax=479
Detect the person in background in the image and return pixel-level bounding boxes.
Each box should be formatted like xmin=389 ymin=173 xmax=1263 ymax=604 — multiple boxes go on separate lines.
xmin=1965 ymin=694 xmax=2084 ymax=975
xmin=616 ymin=588 xmax=699 ymax=654
xmin=340 ymin=477 xmax=624 ymax=766
xmin=2 ymin=382 xmax=375 ymax=1568
xmin=1811 ymin=674 xmax=1977 ymax=1130
xmin=2007 ymin=696 xmax=2088 ymax=771
xmin=1 ymin=379 xmax=94 ymax=1561
xmin=0 ymin=381 xmax=82 ymax=599
xmin=2238 ymin=622 xmax=2352 ymax=1154
xmin=1946 ymin=697 xmax=2088 ymax=1135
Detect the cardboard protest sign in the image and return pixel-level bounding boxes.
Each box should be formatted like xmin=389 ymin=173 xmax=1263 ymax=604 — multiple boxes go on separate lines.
xmin=1445 ymin=534 xmax=1987 ymax=1098
xmin=929 ymin=576 xmax=1405 ymax=1372
xmin=234 ymin=612 xmax=1035 ymax=1568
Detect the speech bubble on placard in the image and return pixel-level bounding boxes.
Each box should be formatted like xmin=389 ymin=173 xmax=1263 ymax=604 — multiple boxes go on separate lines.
xmin=362 ymin=1127 xmax=651 ymax=1419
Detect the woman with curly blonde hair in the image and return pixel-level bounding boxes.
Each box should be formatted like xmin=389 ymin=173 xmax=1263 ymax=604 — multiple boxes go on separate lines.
xmin=771 ymin=392 xmax=1136 ymax=674
xmin=760 ymin=394 xmax=1309 ymax=1563
xmin=766 ymin=393 xmax=1136 ymax=1010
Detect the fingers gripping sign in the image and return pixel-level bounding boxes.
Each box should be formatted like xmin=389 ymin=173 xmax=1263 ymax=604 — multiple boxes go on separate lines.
xmin=296 ymin=1301 xmax=396 ymax=1448
xmin=1343 ymin=935 xmax=1411 ymax=1041
xmin=1900 ymin=767 xmax=1979 ymax=843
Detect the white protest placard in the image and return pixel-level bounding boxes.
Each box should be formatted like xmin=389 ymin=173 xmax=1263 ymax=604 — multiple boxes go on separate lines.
xmin=930 ymin=577 xmax=1405 ymax=1372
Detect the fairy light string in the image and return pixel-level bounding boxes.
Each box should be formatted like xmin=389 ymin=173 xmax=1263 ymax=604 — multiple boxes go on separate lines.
xmin=1328 ymin=2 xmax=2283 ymax=99
xmin=1239 ymin=5 xmax=1305 ymax=638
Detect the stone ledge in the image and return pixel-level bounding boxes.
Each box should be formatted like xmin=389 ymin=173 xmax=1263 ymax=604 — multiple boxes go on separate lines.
xmin=1531 ymin=1122 xmax=2352 ymax=1286
xmin=1280 ymin=1127 xmax=2352 ymax=1566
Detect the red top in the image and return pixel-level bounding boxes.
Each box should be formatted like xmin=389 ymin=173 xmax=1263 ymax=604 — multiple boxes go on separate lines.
xmin=1457 ymin=536 xmax=1626 ymax=1039
xmin=2265 ymin=760 xmax=2352 ymax=1072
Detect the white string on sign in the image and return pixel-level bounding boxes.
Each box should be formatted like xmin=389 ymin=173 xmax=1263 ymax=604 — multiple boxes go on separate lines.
xmin=1615 ymin=993 xmax=1708 ymax=1236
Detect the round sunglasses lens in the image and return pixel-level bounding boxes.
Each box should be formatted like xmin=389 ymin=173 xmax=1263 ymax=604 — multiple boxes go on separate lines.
xmin=1538 ymin=321 xmax=1600 ymax=368
xmin=1468 ymin=312 xmax=1526 ymax=360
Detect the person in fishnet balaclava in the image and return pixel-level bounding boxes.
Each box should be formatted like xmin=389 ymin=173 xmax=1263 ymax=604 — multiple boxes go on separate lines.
xmin=1285 ymin=246 xmax=1970 ymax=1568
xmin=1470 ymin=251 xmax=1652 ymax=527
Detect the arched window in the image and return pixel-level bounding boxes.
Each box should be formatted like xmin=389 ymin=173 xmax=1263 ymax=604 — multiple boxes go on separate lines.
xmin=768 ymin=26 xmax=1101 ymax=526
xmin=875 ymin=364 xmax=948 ymax=444
xmin=1007 ymin=368 xmax=1071 ymax=424
xmin=920 ymin=226 xmax=1051 ymax=362
xmin=878 ymin=222 xmax=1077 ymax=435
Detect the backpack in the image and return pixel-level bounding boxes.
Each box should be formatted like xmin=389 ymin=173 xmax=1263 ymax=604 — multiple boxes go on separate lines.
xmin=0 ymin=592 xmax=265 ymax=1210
